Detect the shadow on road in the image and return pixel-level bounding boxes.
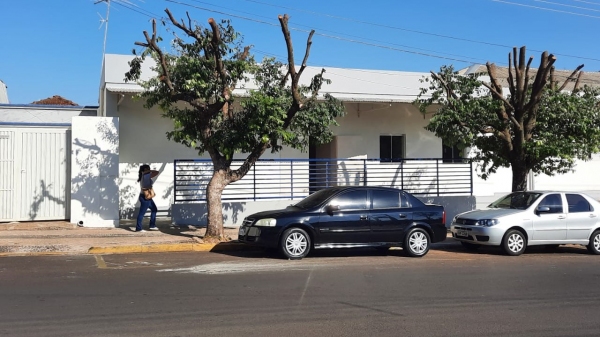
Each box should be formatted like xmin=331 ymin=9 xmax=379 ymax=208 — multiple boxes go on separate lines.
xmin=213 ymin=238 xmax=593 ymax=260
xmin=433 ymin=238 xmax=591 ymax=256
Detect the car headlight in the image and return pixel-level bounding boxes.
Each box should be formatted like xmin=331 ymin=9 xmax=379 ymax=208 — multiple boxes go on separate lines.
xmin=477 ymin=219 xmax=499 ymax=227
xmin=254 ymin=218 xmax=277 ymax=227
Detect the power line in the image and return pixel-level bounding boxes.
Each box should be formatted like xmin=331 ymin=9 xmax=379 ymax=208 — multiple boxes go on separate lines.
xmin=492 ymin=0 xmax=600 ymax=19
xmin=111 ymin=0 xmax=163 ymax=19
xmin=534 ymin=0 xmax=600 ymax=13
xmin=115 ymin=0 xmax=599 ymax=83
xmin=183 ymin=0 xmax=487 ymax=64
xmin=236 ymin=0 xmax=600 ymax=63
xmin=570 ymin=0 xmax=600 ymax=6
xmin=165 ymin=0 xmax=491 ymax=65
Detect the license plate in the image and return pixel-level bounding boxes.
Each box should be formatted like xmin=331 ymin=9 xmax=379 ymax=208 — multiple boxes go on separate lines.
xmin=238 ymin=227 xmax=247 ymax=236
xmin=456 ymin=229 xmax=469 ymax=237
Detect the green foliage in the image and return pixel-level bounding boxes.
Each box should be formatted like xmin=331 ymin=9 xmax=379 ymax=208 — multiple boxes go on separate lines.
xmin=125 ymin=17 xmax=344 ymax=163
xmin=415 ymin=65 xmax=600 ymax=180
xmin=533 ymin=86 xmax=600 ymax=175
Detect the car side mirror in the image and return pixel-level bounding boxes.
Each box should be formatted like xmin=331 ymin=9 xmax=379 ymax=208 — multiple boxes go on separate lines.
xmin=326 ymin=204 xmax=340 ymax=214
xmin=536 ymin=206 xmax=550 ymax=214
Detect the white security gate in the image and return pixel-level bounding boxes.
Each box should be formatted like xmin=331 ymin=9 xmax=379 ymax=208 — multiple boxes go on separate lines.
xmin=0 ymin=127 xmax=70 ymax=222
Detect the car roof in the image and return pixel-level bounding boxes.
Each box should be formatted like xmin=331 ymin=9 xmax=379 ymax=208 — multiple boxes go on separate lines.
xmin=523 ymin=190 xmax=587 ymax=194
xmin=325 ymin=186 xmax=403 ymax=192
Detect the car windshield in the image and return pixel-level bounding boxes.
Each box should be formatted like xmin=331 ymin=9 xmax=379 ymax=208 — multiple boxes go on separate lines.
xmin=488 ymin=192 xmax=543 ymax=210
xmin=294 ymin=188 xmax=341 ymax=209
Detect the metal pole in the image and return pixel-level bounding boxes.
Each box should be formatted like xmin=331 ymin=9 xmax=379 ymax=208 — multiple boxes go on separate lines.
xmin=436 ymin=159 xmax=440 ymax=196
xmin=290 ymin=161 xmax=294 ymax=199
xmin=326 ymin=161 xmax=330 ymax=188
xmin=470 ymin=161 xmax=474 ymax=195
xmin=173 ymin=160 xmax=177 ymax=203
xmin=253 ymin=164 xmax=256 ymax=201
xmin=401 ymin=161 xmax=404 ymax=190
xmin=363 ymin=159 xmax=367 ymax=186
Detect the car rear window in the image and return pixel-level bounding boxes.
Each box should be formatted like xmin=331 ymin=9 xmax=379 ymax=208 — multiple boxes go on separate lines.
xmin=566 ymin=194 xmax=593 ymax=213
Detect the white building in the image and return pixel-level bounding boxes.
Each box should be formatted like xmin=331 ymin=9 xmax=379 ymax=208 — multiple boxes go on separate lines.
xmin=3 ymin=53 xmax=599 ymax=227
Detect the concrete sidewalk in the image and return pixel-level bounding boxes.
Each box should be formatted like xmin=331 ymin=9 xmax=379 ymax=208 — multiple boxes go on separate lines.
xmin=0 ymin=219 xmax=245 ymax=257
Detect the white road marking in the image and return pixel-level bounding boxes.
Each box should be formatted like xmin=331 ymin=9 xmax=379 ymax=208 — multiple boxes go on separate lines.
xmin=158 ymin=260 xmax=328 ymax=275
xmin=298 ymin=267 xmax=314 ymax=306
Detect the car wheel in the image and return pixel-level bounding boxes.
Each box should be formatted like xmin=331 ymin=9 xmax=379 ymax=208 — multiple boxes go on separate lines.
xmin=403 ymin=228 xmax=430 ymax=257
xmin=587 ymin=231 xmax=600 ymax=255
xmin=461 ymin=241 xmax=480 ymax=251
xmin=279 ymin=227 xmax=311 ymax=260
xmin=502 ymin=229 xmax=526 ymax=256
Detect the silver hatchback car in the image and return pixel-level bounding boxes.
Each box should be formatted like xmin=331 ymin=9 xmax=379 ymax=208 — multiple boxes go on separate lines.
xmin=451 ymin=191 xmax=600 ymax=256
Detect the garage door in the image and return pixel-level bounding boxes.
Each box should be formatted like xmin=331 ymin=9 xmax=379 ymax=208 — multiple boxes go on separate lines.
xmin=0 ymin=127 xmax=70 ymax=222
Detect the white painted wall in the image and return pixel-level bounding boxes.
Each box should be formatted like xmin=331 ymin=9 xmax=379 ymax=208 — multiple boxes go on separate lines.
xmin=333 ymin=102 xmax=440 ymax=159
xmin=70 ymin=116 xmax=120 ymax=227
xmin=0 ymin=105 xmax=97 ymax=123
xmin=108 ymin=95 xmax=306 ymax=218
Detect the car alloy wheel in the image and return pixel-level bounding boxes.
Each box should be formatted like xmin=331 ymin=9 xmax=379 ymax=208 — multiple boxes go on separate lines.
xmin=502 ymin=229 xmax=526 ymax=256
xmin=587 ymin=231 xmax=600 ymax=255
xmin=403 ymin=228 xmax=430 ymax=257
xmin=280 ymin=227 xmax=311 ymax=259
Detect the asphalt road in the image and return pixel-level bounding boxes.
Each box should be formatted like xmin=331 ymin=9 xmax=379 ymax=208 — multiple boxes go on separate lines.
xmin=1 ymin=241 xmax=600 ymax=337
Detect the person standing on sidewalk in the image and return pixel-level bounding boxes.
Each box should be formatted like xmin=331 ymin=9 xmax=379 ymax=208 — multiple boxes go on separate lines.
xmin=135 ymin=164 xmax=160 ymax=232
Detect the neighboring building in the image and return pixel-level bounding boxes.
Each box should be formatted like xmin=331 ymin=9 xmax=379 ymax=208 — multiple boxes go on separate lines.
xmin=0 ymin=104 xmax=98 ymax=222
xmin=31 ymin=95 xmax=78 ymax=106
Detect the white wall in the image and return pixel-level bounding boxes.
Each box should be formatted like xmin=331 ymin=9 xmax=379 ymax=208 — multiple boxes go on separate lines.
xmin=110 ymin=95 xmax=307 ymax=217
xmin=70 ymin=116 xmax=120 ymax=227
xmin=333 ymin=102 xmax=441 ymax=159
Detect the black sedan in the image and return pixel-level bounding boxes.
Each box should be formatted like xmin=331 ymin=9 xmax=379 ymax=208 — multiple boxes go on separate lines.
xmin=238 ymin=186 xmax=447 ymax=259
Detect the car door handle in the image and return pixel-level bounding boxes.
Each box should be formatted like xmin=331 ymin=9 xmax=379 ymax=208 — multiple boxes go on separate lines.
xmin=558 ymin=215 xmax=566 ymax=219
xmin=360 ymin=215 xmax=368 ymax=220
xmin=590 ymin=214 xmax=597 ymax=218
xmin=399 ymin=214 xmax=407 ymax=219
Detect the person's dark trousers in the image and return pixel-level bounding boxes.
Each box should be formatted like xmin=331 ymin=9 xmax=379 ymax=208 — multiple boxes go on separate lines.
xmin=136 ymin=194 xmax=157 ymax=231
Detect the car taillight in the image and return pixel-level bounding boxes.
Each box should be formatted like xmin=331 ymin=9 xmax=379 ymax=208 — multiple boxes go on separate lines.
xmin=442 ymin=210 xmax=446 ymax=225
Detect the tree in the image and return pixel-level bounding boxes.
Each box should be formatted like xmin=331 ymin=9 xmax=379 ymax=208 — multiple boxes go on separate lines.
xmin=415 ymin=46 xmax=600 ymax=191
xmin=125 ymin=9 xmax=345 ymax=241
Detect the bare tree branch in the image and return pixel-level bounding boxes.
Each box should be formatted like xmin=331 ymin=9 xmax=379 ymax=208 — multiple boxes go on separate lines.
xmin=557 ymin=64 xmax=585 ymax=92
xmin=278 ymin=14 xmax=302 ymax=111
xmin=430 ymin=71 xmax=458 ymax=101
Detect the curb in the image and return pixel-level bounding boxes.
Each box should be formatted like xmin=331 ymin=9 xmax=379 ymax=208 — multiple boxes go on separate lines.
xmin=87 ymin=241 xmax=256 ymax=255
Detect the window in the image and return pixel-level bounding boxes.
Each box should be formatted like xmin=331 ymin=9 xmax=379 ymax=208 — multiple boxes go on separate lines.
xmin=330 ymin=190 xmax=368 ymax=211
xmin=489 ymin=192 xmax=542 ymax=210
xmin=566 ymin=194 xmax=593 ymax=213
xmin=372 ymin=190 xmax=400 ymax=209
xmin=380 ymin=135 xmax=404 ymax=162
xmin=442 ymin=141 xmax=463 ymax=163
xmin=538 ymin=194 xmax=563 ymax=214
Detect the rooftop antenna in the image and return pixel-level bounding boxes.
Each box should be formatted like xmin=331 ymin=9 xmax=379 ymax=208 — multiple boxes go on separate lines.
xmin=95 ymin=0 xmax=111 ymax=65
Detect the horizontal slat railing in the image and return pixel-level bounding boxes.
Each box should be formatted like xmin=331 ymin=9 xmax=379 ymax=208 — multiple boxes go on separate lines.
xmin=174 ymin=158 xmax=473 ymax=203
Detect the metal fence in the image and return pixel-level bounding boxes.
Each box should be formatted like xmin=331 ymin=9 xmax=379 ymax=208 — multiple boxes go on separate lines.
xmin=174 ymin=158 xmax=473 ymax=202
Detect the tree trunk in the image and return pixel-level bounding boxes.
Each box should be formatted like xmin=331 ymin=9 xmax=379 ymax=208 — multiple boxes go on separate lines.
xmin=511 ymin=163 xmax=529 ymax=192
xmin=205 ymin=169 xmax=228 ymax=241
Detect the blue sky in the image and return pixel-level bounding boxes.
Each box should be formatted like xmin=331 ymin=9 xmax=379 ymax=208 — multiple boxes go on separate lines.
xmin=1 ymin=0 xmax=598 ymax=106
